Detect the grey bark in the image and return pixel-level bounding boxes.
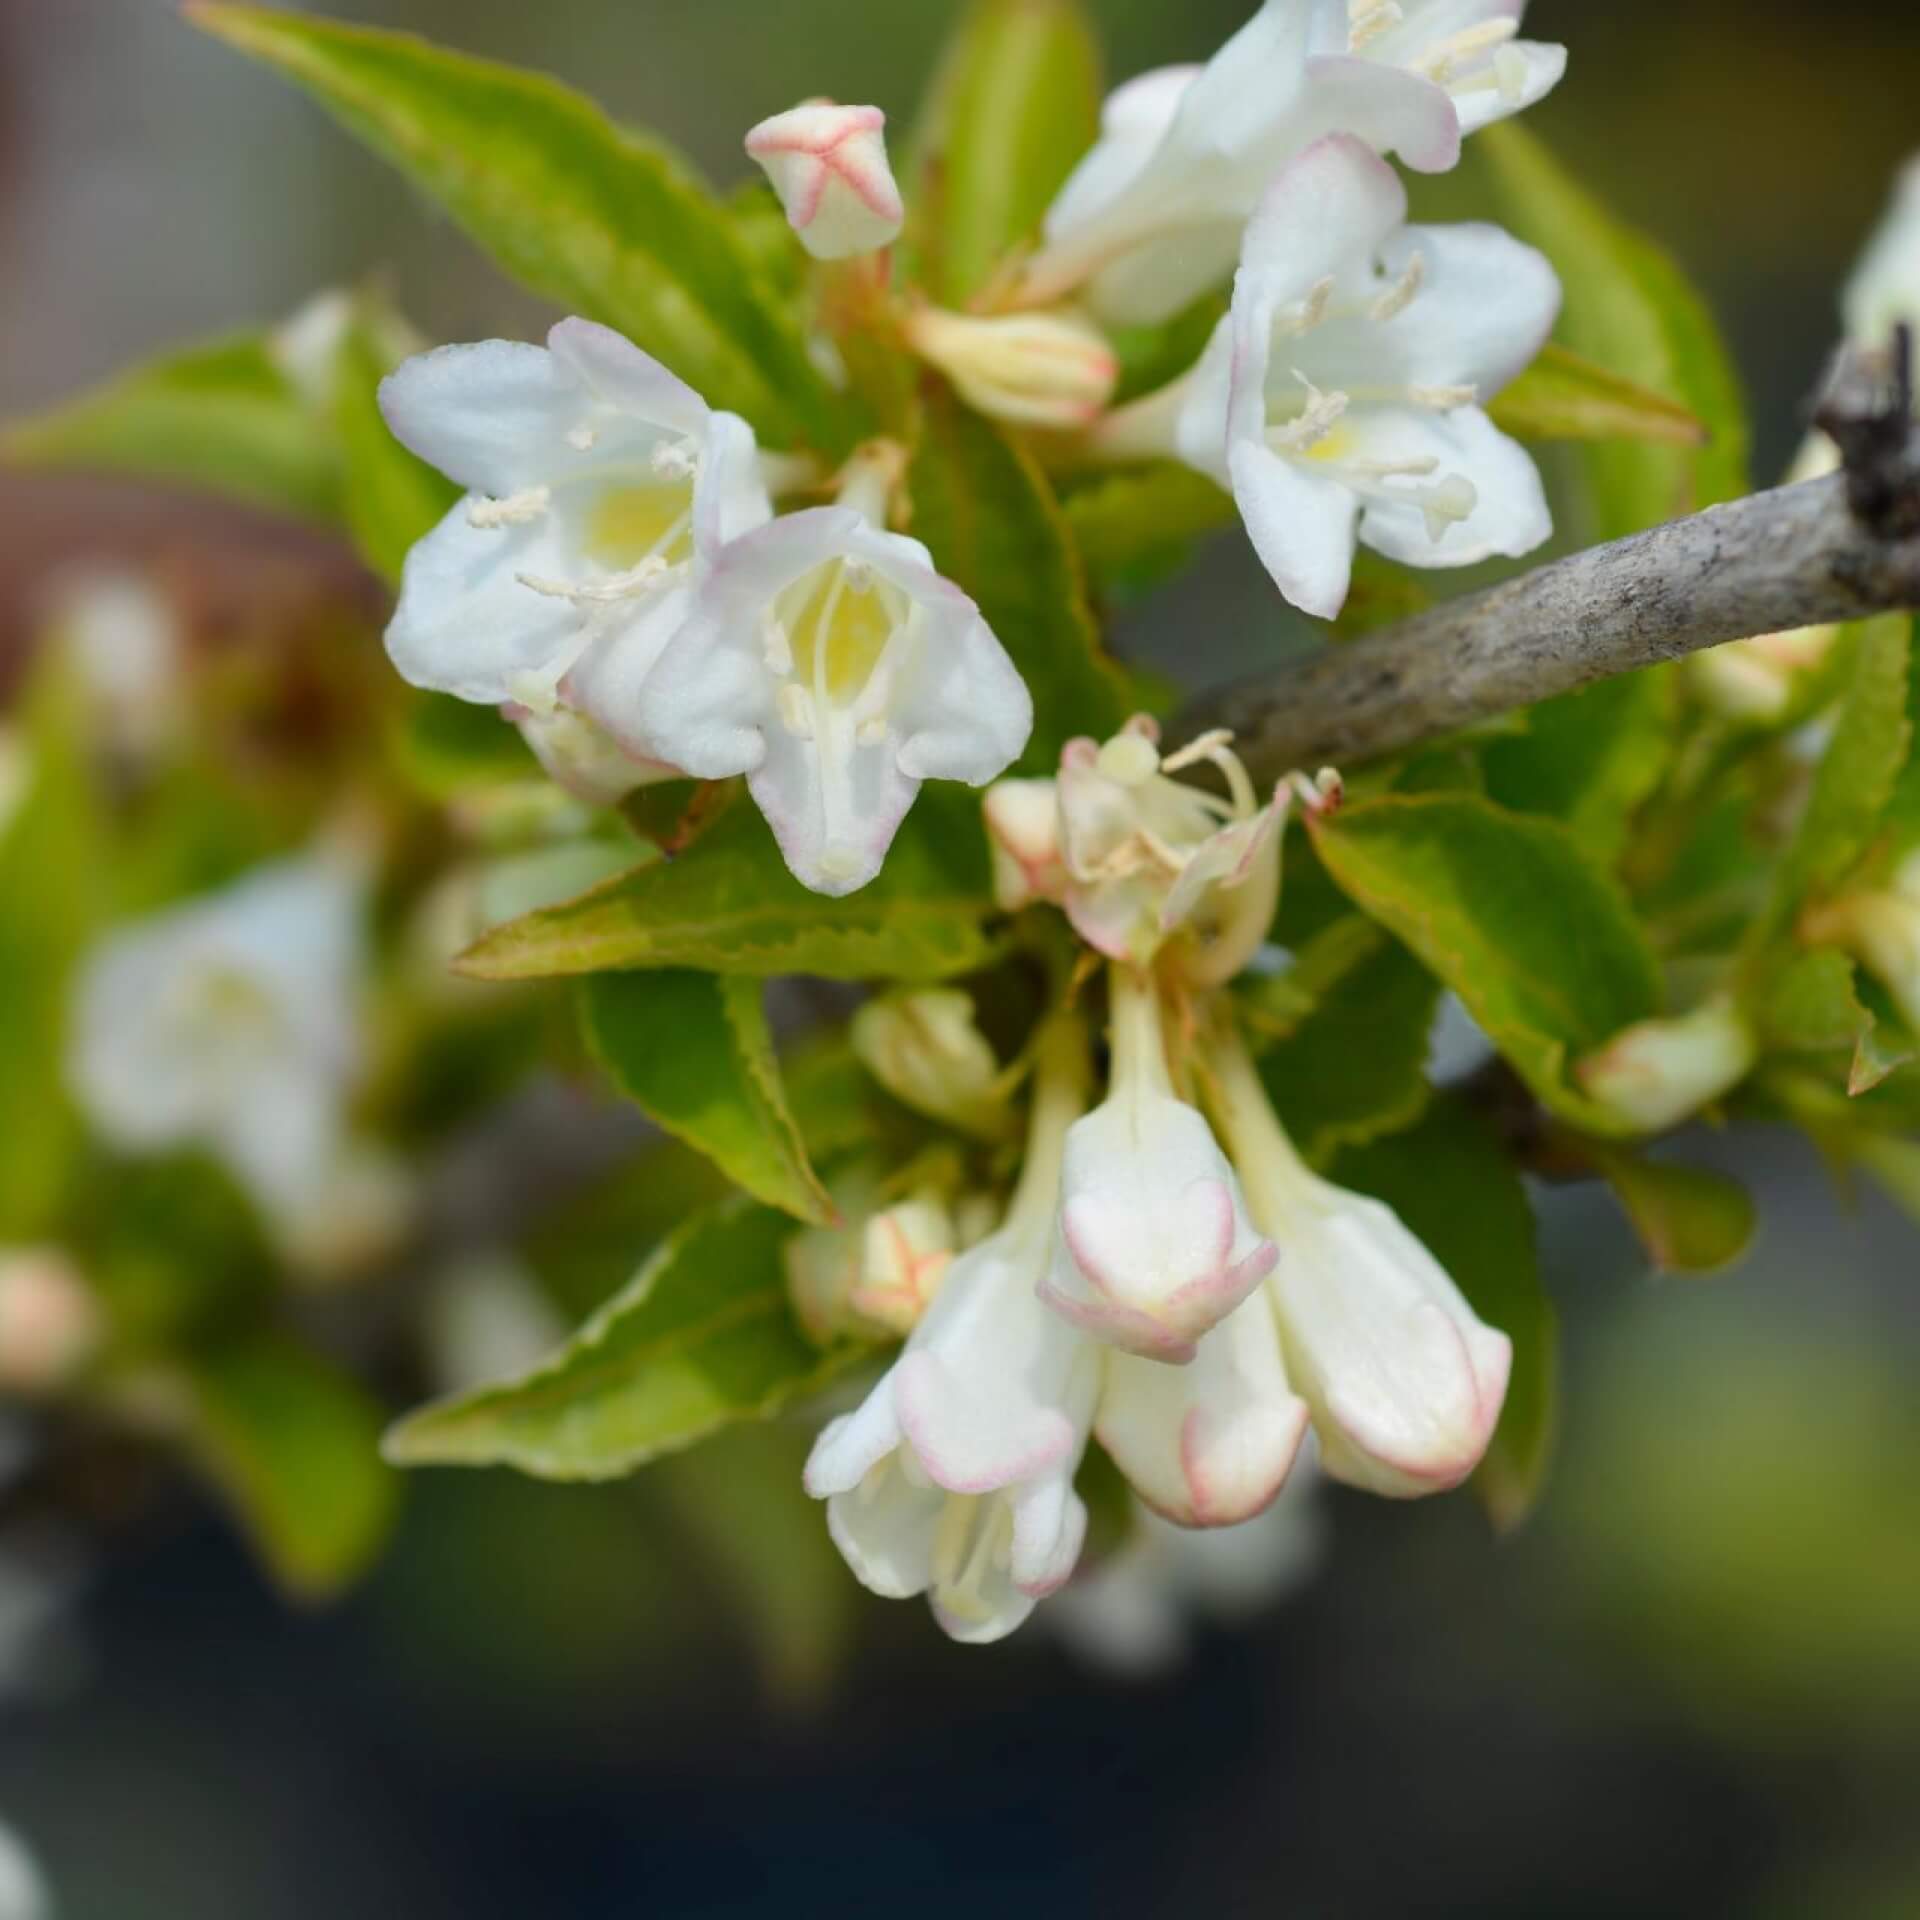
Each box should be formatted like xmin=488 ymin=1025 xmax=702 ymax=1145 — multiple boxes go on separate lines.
xmin=1182 ymin=448 xmax=1920 ymax=784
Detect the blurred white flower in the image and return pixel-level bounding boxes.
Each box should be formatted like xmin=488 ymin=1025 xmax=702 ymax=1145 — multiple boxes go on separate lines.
xmin=1102 ymin=134 xmax=1556 ymax=618
xmin=744 ymin=102 xmax=904 ymax=261
xmin=850 ymin=987 xmax=1013 ymax=1140
xmin=45 ymin=567 xmax=184 ymax=768
xmin=1019 ymin=0 xmax=1460 ymax=323
xmin=379 ymin=318 xmax=770 ymax=787
xmin=636 ymin=448 xmax=1031 ymax=896
xmin=421 ymin=1249 xmax=569 ymax=1395
xmin=1344 ymin=0 xmax=1566 ymax=138
xmin=1842 ymin=151 xmax=1920 ymax=350
xmin=0 ymin=1817 xmax=53 ymax=1920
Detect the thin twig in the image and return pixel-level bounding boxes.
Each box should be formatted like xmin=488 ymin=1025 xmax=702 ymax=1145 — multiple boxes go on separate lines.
xmin=1180 ymin=402 xmax=1920 ymax=784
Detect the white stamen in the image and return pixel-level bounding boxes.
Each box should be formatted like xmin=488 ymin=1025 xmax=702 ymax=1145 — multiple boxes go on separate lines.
xmin=1416 ymin=15 xmax=1518 ymax=83
xmin=1346 ymin=455 xmax=1441 ymax=480
xmin=1369 ymin=250 xmax=1424 ymax=324
xmin=1492 ymin=44 xmax=1530 ymax=103
xmin=514 ymin=555 xmax=675 ymax=604
xmin=650 ymin=439 xmax=697 ymax=480
xmin=841 ymin=555 xmax=875 ymax=593
xmin=762 ymin=616 xmax=794 ymax=675
xmin=1160 ymin=728 xmax=1258 ymax=820
xmin=778 ymin=683 xmax=815 ymax=739
xmin=856 ymin=716 xmax=889 ymax=747
xmin=1348 ymin=0 xmax=1404 ymax=50
xmin=1096 ymin=731 xmax=1162 ymax=787
xmin=1419 ymin=475 xmax=1479 ymax=542
xmin=467 ymin=486 xmax=550 ymax=529
xmin=1271 ymin=374 xmax=1349 ymax=451
xmin=566 ymin=423 xmax=598 ymax=451
xmin=1409 ymin=382 xmax=1478 ymax=411
xmin=1276 ymin=275 xmax=1336 ymax=337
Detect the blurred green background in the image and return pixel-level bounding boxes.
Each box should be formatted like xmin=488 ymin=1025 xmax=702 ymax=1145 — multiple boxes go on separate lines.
xmin=2 ymin=3 xmax=1918 ymax=1917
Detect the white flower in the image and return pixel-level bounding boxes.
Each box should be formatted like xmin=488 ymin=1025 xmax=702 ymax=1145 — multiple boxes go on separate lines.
xmin=1208 ymin=1012 xmax=1511 ymax=1497
xmin=1049 ymin=1458 xmax=1326 ymax=1675
xmin=804 ymin=1021 xmax=1098 ymax=1643
xmin=1842 ymin=151 xmax=1920 ymax=351
xmin=1043 ymin=966 xmax=1278 ymax=1360
xmin=997 ymin=715 xmax=1315 ymax=987
xmin=744 ymin=102 xmax=905 ymax=260
xmin=66 ymin=850 xmax=380 ymax=1252
xmin=635 ymin=449 xmax=1032 ymax=896
xmin=378 ymin=317 xmax=770 ymax=745
xmin=1156 ymin=134 xmax=1557 ymax=618
xmin=850 ymin=987 xmax=1013 ymax=1140
xmin=806 ymin=1018 xmax=1313 ymax=1643
xmin=901 ymin=307 xmax=1119 ymax=429
xmin=503 ymin=702 xmax=679 ymax=807
xmin=1344 ymin=0 xmax=1566 ymax=138
xmin=1575 ymin=997 xmax=1759 ymax=1134
xmin=1018 ymin=0 xmax=1461 ymax=323
xmin=0 ymin=1249 xmax=102 ymax=1395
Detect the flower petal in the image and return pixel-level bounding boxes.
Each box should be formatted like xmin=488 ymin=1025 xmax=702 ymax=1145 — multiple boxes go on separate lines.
xmin=824 ymin=1465 xmax=945 ymax=1601
xmin=378 ymin=338 xmax=579 ymax=498
xmin=544 ymin=317 xmax=710 ymax=440
xmin=1344 ymin=405 xmax=1551 ymax=569
xmin=1227 ymin=439 xmax=1361 ymax=619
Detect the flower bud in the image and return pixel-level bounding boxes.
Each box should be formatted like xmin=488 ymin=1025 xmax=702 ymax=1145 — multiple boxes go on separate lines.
xmin=850 ymin=1197 xmax=956 ymax=1335
xmin=851 ymin=988 xmax=1012 ymax=1139
xmin=982 ymin=778 xmax=1067 ymax=910
xmin=902 ymin=307 xmax=1118 ymax=429
xmin=1574 ymin=997 xmax=1759 ymax=1135
xmin=0 ymin=1249 xmax=103 ymax=1395
xmin=1805 ymin=863 xmax=1920 ymax=1037
xmin=744 ymin=102 xmax=904 ymax=261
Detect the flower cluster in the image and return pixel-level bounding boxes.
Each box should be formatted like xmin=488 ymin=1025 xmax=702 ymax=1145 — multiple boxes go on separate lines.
xmin=805 ymin=724 xmax=1511 ymax=1643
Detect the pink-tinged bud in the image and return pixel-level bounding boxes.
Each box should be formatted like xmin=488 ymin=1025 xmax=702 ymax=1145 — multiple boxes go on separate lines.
xmin=745 ymin=102 xmax=904 ymax=261
xmin=851 ymin=1198 xmax=956 ymax=1335
xmin=0 ymin=1249 xmax=102 ymax=1394
xmin=982 ymin=778 xmax=1067 ymax=910
xmin=1575 ymin=998 xmax=1759 ymax=1135
xmin=1042 ymin=967 xmax=1277 ymax=1361
xmin=851 ymin=988 xmax=1013 ymax=1140
xmin=903 ymin=307 xmax=1118 ymax=430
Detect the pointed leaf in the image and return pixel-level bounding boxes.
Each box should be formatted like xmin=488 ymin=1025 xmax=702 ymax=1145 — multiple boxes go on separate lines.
xmin=1487 ymin=343 xmax=1708 ymax=449
xmin=1760 ymin=947 xmax=1874 ymax=1055
xmin=458 ymin=786 xmax=997 ymax=983
xmin=190 ymin=5 xmax=845 ymax=450
xmin=579 ymin=971 xmax=835 ymax=1225
xmin=1596 ymin=1154 xmax=1758 ymax=1275
xmin=1332 ymin=1096 xmax=1557 ymax=1532
xmin=3 ymin=330 xmax=337 ymax=520
xmin=1310 ymin=793 xmax=1662 ymax=1135
xmin=910 ymin=383 xmax=1130 ymax=770
xmin=385 ymin=1197 xmax=847 ymax=1480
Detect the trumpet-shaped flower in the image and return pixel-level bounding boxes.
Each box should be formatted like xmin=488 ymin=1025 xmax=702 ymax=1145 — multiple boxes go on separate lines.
xmin=66 ymin=850 xmax=386 ymax=1256
xmin=1207 ymin=1014 xmax=1511 ymax=1496
xmin=745 ymin=102 xmax=905 ymax=261
xmin=1019 ymin=0 xmax=1460 ymax=324
xmin=1344 ymin=0 xmax=1566 ymax=138
xmin=379 ymin=318 xmax=770 ymax=749
xmin=1137 ymin=135 xmax=1556 ymax=619
xmin=1575 ymin=998 xmax=1759 ymax=1135
xmin=1043 ymin=967 xmax=1278 ymax=1360
xmin=804 ymin=1021 xmax=1098 ymax=1643
xmin=635 ymin=452 xmax=1032 ymax=896
xmin=901 ymin=307 xmax=1119 ymax=429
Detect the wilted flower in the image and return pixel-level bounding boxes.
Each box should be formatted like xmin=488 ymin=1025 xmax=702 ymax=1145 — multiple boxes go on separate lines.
xmin=982 ymin=777 xmax=1069 ymax=910
xmin=1344 ymin=0 xmax=1566 ymax=138
xmin=850 ymin=987 xmax=1014 ymax=1140
xmin=1207 ymin=1013 xmax=1511 ymax=1496
xmin=744 ymin=102 xmax=905 ymax=260
xmin=1043 ymin=965 xmax=1278 ymax=1360
xmin=379 ymin=317 xmax=770 ymax=775
xmin=1101 ymin=134 xmax=1556 ymax=618
xmin=901 ymin=306 xmax=1118 ymax=429
xmin=635 ymin=446 xmax=1031 ymax=895
xmin=0 ymin=1250 xmax=102 ymax=1395
xmin=1576 ymin=997 xmax=1759 ymax=1134
xmin=1017 ymin=0 xmax=1460 ymax=323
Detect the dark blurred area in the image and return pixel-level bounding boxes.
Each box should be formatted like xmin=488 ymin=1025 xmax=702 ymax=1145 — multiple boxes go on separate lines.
xmin=3 ymin=4 xmax=1919 ymax=1917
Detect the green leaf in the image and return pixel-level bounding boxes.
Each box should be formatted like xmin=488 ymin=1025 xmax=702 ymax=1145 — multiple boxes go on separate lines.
xmin=1759 ymin=948 xmax=1874 ymax=1055
xmin=184 ymin=1332 xmax=400 ymax=1600
xmin=330 ymin=301 xmax=459 ymax=584
xmin=913 ymin=0 xmax=1101 ymax=304
xmin=1310 ymin=793 xmax=1662 ymax=1134
xmin=579 ymin=971 xmax=835 ymax=1225
xmin=1768 ymin=616 xmax=1913 ymax=930
xmin=190 ymin=6 xmax=843 ymax=451
xmin=458 ymin=786 xmax=998 ymax=983
xmin=1332 ymin=1096 xmax=1556 ymax=1531
xmin=0 ymin=663 xmax=110 ymax=1238
xmin=389 ymin=690 xmax=541 ymax=797
xmin=1060 ymin=463 xmax=1237 ymax=602
xmin=385 ymin=1197 xmax=846 ymax=1480
xmin=1487 ymin=343 xmax=1708 ymax=449
xmin=2 ymin=330 xmax=337 ymax=521
xmin=910 ymin=383 xmax=1130 ymax=769
xmin=1257 ymin=934 xmax=1438 ymax=1165
xmin=1594 ymin=1153 xmax=1758 ymax=1275
xmin=1235 ymin=914 xmax=1387 ymax=1044
xmin=1479 ymin=121 xmax=1750 ymax=538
